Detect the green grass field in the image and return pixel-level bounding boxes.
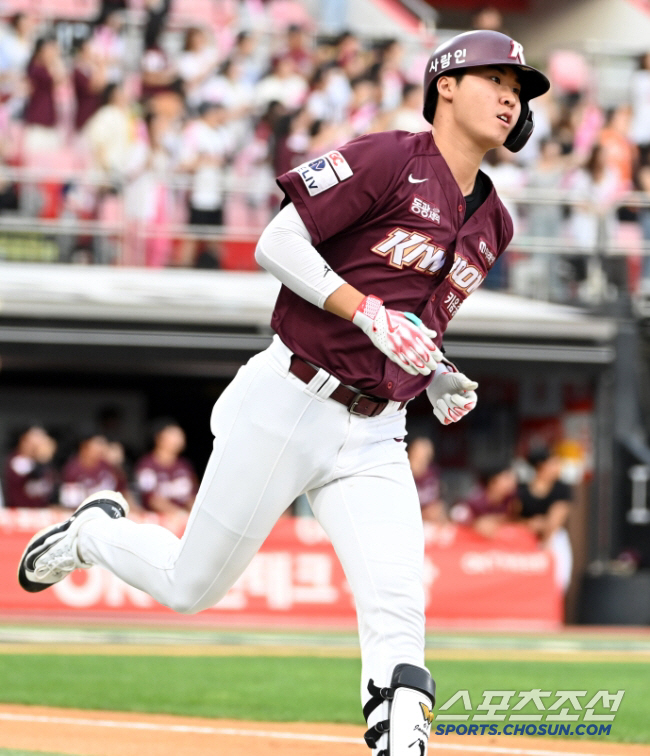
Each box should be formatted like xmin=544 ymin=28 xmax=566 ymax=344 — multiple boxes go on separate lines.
xmin=0 ymin=653 xmax=646 ymax=744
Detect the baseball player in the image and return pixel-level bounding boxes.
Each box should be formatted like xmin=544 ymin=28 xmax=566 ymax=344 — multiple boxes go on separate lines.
xmin=18 ymin=31 xmax=549 ymax=756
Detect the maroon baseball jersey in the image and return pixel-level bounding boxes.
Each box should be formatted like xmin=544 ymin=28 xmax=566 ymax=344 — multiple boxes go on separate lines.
xmin=59 ymin=456 xmax=128 ymax=510
xmin=135 ymin=454 xmax=198 ymax=511
xmin=5 ymin=453 xmax=58 ymax=508
xmin=274 ymin=130 xmax=513 ymax=401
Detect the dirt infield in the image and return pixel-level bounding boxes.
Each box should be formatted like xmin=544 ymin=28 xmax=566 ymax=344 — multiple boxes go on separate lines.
xmin=1 ymin=705 xmax=649 ymax=756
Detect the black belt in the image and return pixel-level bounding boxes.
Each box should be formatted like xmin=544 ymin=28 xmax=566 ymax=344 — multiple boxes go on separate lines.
xmin=289 ymin=355 xmax=405 ymax=418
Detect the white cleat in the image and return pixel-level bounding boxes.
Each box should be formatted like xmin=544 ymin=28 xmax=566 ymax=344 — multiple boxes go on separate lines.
xmin=17 ymin=490 xmax=129 ymax=593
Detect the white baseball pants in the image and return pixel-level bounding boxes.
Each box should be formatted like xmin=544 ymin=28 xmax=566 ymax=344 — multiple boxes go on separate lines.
xmin=78 ymin=336 xmax=427 ymax=726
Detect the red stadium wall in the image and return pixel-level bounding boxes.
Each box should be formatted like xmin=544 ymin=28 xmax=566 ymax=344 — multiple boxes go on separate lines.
xmin=0 ymin=510 xmax=562 ymax=629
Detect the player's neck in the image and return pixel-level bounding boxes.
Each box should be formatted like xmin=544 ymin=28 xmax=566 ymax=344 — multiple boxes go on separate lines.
xmin=430 ymin=128 xmax=483 ymax=197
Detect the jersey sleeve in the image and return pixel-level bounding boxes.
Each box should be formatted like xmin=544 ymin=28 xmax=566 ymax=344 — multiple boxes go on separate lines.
xmin=276 ymin=132 xmax=402 ymax=246
xmin=496 ymin=200 xmax=514 ymax=255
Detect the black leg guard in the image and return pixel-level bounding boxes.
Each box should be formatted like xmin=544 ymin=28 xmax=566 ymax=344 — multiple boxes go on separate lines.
xmin=363 ymin=664 xmax=435 ymax=756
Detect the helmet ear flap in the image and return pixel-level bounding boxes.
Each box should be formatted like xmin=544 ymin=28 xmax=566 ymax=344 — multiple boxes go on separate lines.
xmin=504 ymin=101 xmax=533 ymax=152
xmin=423 ymin=89 xmax=437 ymax=124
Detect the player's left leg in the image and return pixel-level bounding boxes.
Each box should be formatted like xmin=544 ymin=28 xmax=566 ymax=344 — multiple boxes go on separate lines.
xmin=308 ymin=428 xmax=435 ymax=756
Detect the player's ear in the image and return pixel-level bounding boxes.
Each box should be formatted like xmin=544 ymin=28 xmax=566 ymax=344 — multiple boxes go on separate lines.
xmin=436 ymin=75 xmax=455 ymax=104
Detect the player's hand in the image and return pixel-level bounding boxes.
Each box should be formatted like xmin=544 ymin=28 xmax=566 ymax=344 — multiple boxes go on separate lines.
xmin=426 ymin=369 xmax=478 ymax=425
xmin=352 ymin=295 xmax=443 ymax=376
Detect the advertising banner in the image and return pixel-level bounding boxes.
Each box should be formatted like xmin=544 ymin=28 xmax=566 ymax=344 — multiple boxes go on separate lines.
xmin=0 ymin=509 xmax=562 ymax=627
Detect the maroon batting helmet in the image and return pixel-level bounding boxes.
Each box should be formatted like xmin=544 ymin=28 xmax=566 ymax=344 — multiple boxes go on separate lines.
xmin=423 ymin=30 xmax=550 ymax=153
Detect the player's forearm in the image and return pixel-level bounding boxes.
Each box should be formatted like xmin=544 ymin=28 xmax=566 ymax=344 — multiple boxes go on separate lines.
xmin=323 ymin=283 xmax=365 ymax=320
xmin=255 ymin=203 xmax=346 ymax=309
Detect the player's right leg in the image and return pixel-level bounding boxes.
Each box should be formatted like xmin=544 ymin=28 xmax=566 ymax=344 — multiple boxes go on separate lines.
xmin=308 ymin=431 xmax=435 ymax=756
xmin=17 ymin=339 xmax=335 ymax=613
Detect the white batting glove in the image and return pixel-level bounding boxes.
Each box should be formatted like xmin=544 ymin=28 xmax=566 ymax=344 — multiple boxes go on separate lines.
xmin=352 ymin=295 xmax=443 ymax=376
xmin=426 ymin=365 xmax=478 ymax=425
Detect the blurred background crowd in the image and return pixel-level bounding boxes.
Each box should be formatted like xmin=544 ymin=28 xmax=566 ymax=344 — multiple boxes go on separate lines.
xmin=2 ymin=418 xmax=198 ymax=514
xmin=0 ymin=0 xmax=648 ymax=302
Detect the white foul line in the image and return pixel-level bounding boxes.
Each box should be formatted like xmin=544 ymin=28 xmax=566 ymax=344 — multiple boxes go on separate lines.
xmin=0 ymin=712 xmax=622 ymax=756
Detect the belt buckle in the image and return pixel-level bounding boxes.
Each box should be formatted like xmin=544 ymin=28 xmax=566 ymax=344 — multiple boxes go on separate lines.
xmin=349 ymin=392 xmax=377 ymax=416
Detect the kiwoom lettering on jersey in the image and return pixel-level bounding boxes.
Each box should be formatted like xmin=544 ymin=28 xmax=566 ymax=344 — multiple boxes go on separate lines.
xmin=371 ymin=228 xmax=446 ymax=274
xmin=293 ymin=150 xmax=353 ymax=196
xmin=448 ymin=257 xmax=484 ymax=294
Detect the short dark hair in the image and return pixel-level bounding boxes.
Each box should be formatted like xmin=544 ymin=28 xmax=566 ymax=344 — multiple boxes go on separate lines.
xmin=476 ymin=462 xmax=512 ymax=487
xmin=526 ymin=446 xmax=552 ymax=469
xmin=424 ymin=69 xmax=466 ymax=122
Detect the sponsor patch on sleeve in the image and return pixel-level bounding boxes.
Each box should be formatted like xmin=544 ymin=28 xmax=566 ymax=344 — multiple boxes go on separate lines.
xmin=292 ymin=151 xmax=353 ymax=196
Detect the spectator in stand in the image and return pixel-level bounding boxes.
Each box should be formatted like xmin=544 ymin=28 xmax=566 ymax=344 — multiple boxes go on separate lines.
xmin=123 ymin=110 xmax=177 ymax=267
xmin=471 ymin=5 xmax=505 ymax=33
xmin=450 ymin=464 xmax=517 ymax=539
xmin=305 ymin=60 xmax=350 ymax=124
xmin=84 ymin=81 xmax=137 ymax=177
xmin=514 ymin=446 xmax=573 ymax=591
xmin=567 ymin=144 xmax=618 ymax=251
xmin=143 ymin=0 xmax=172 ymax=51
xmin=305 ymin=63 xmax=335 ymax=122
xmin=4 ymin=426 xmax=58 ymax=508
xmin=525 ymin=137 xmax=572 ymax=300
xmin=526 ymin=137 xmax=567 ymax=238
xmin=371 ymin=82 xmax=428 ymax=133
xmin=370 ymin=38 xmax=405 ymax=112
xmin=230 ymin=30 xmax=265 ymax=86
xmin=95 ymin=0 xmax=126 ymax=24
xmin=0 ymin=13 xmax=33 ymax=74
xmin=176 ymin=101 xmax=233 ymax=268
xmin=200 ymin=58 xmax=255 ymax=144
xmin=59 ymin=430 xmax=131 ymax=511
xmin=177 ymin=27 xmax=219 ymax=113
xmin=23 ymin=36 xmax=67 ymax=157
xmin=255 ymin=55 xmax=308 ymax=112
xmin=229 ymin=99 xmax=287 ymax=219
xmin=481 ymin=146 xmax=526 ymax=235
xmin=407 ymin=437 xmax=447 ymax=524
xmin=89 ymin=8 xmax=126 ymax=85
xmin=335 ymin=30 xmax=363 ymax=73
xmin=135 ymin=419 xmax=198 ymax=513
xmin=598 ymin=105 xmax=637 ymax=196
xmin=271 ymin=106 xmax=311 ymax=176
xmin=140 ymin=36 xmax=182 ymax=106
xmin=629 ymin=53 xmax=650 ymax=162
xmin=0 ymin=13 xmax=35 ymax=119
xmin=347 ymin=75 xmax=379 ymax=136
xmin=281 ymin=24 xmax=313 ymax=79
xmin=72 ymin=36 xmax=107 ymax=133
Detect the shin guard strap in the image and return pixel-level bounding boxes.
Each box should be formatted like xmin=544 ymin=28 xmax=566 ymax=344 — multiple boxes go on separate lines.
xmin=363 ymin=679 xmax=395 ymax=722
xmin=364 ymin=719 xmax=390 ymax=749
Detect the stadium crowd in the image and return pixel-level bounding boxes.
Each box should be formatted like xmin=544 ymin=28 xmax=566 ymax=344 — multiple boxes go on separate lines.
xmin=0 ymin=2 xmax=648 ymax=298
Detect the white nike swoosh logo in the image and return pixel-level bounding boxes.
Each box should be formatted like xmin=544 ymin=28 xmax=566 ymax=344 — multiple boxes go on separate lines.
xmin=408 ymin=174 xmax=428 ymax=183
